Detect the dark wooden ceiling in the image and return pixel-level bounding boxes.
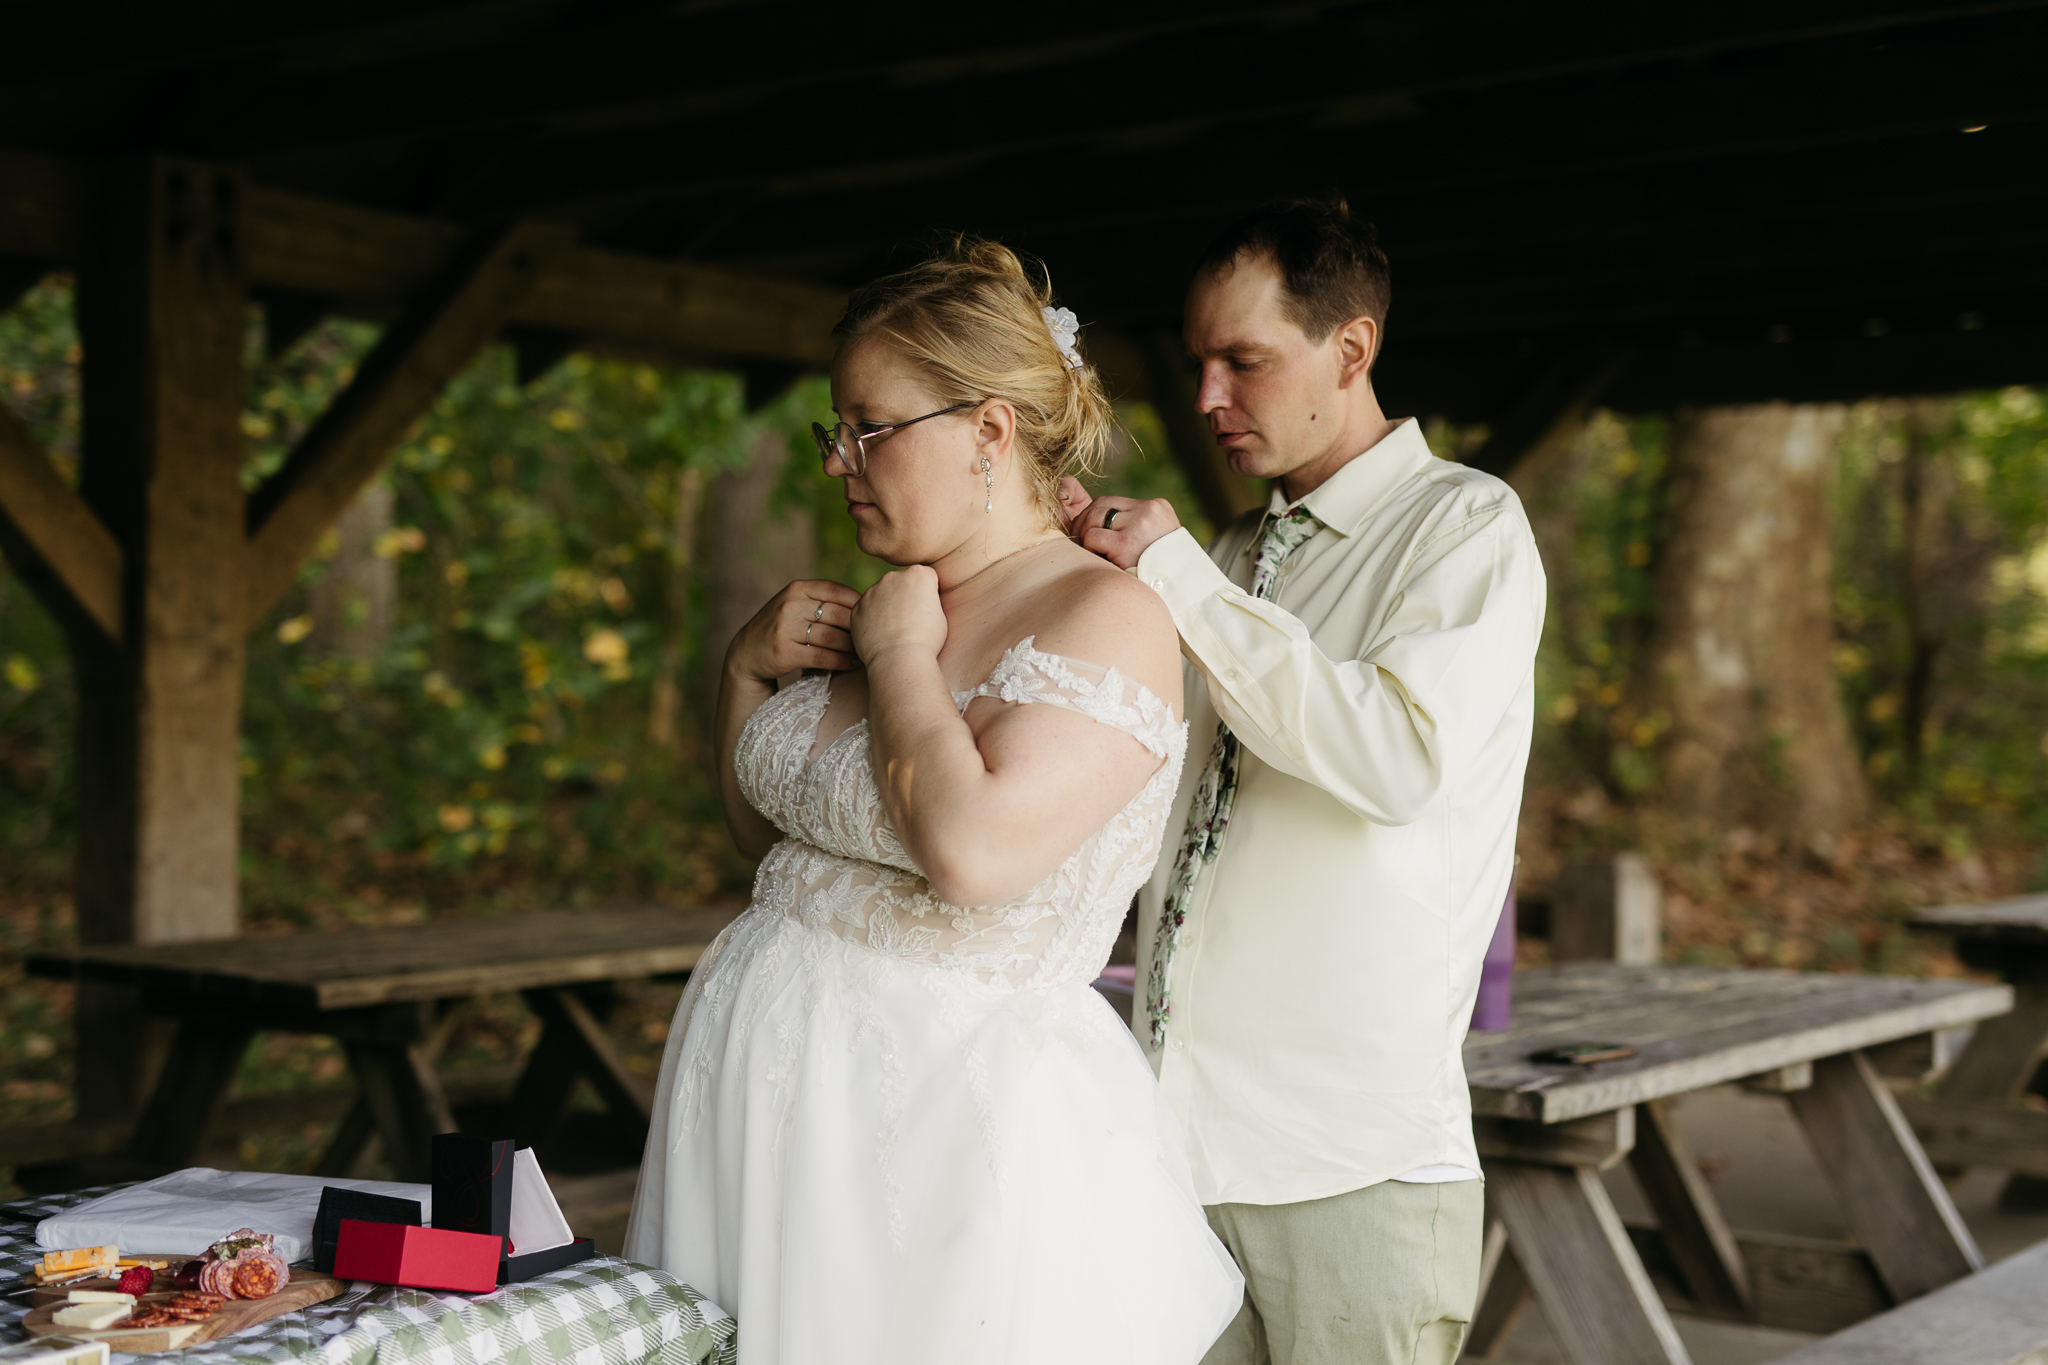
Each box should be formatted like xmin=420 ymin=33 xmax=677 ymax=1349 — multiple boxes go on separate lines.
xmin=3 ymin=0 xmax=2043 ymax=426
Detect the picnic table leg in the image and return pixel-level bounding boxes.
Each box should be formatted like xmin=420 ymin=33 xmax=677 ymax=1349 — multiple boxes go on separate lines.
xmin=510 ymin=986 xmax=650 ymax=1150
xmin=1486 ymin=1159 xmax=1694 ymax=1365
xmin=1788 ymin=1049 xmax=1985 ymax=1302
xmin=343 ymin=1041 xmax=457 ymax=1182
xmin=124 ymin=1018 xmax=254 ymax=1165
xmin=1937 ymin=953 xmax=2048 ymax=1209
xmin=312 ymin=1100 xmax=377 ymax=1179
xmin=1465 ymin=1215 xmax=1532 ymax=1359
xmin=316 ymin=1001 xmax=462 ymax=1178
xmin=1628 ymin=1098 xmax=1751 ymax=1317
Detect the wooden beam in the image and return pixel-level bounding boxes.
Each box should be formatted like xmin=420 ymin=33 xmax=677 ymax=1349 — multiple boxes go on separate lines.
xmin=1487 ymin=1160 xmax=1692 ymax=1365
xmin=510 ymin=324 xmax=579 ymax=387
xmin=0 ymin=260 xmax=46 ymax=314
xmin=1467 ymin=344 xmax=1632 ymax=476
xmin=0 ymin=148 xmax=88 ymax=265
xmin=1476 ymin=1109 xmax=1636 ymax=1171
xmin=1627 ymin=1224 xmax=1892 ymax=1335
xmin=70 ymin=156 xmax=251 ymax=1125
xmin=242 ymin=219 xmax=570 ymax=628
xmin=0 ymin=154 xmax=845 ymax=369
xmin=1787 ymin=1049 xmax=1985 ymax=1302
xmin=1900 ymin=1093 xmax=2048 ymax=1178
xmin=427 ymin=3 xmax=2045 ymax=219
xmin=1765 ymin=1236 xmax=2048 ymax=1365
xmin=239 ymin=187 xmax=841 ymax=368
xmin=0 ymin=402 xmax=122 ymax=641
xmin=1549 ymin=852 xmax=1663 ymax=965
xmin=1467 ymin=1217 xmax=1532 ymax=1359
xmin=1628 ymin=1099 xmax=1751 ymax=1317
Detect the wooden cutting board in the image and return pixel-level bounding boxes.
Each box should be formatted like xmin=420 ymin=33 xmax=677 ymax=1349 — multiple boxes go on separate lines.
xmin=24 ymin=1268 xmax=345 ymax=1354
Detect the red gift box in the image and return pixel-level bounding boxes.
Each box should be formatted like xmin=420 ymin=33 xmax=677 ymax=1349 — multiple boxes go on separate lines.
xmin=333 ymin=1218 xmax=503 ymax=1292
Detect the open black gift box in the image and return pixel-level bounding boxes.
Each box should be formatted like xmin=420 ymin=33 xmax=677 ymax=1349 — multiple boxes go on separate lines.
xmin=313 ymin=1135 xmax=594 ymax=1285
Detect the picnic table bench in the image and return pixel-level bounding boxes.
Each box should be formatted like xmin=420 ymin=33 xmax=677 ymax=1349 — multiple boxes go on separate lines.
xmin=1770 ymin=1234 xmax=2048 ymax=1365
xmin=27 ymin=905 xmax=740 ymax=1182
xmin=1906 ymin=894 xmax=2048 ymax=1206
xmin=1461 ymin=963 xmax=2013 ymax=1365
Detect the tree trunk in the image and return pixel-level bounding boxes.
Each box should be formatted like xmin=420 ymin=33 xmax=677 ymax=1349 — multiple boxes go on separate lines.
xmin=307 ymin=479 xmax=395 ymax=661
xmin=699 ymin=427 xmax=815 ymax=721
xmin=1644 ymin=403 xmax=1868 ymax=839
xmin=1898 ymin=401 xmax=1951 ymax=778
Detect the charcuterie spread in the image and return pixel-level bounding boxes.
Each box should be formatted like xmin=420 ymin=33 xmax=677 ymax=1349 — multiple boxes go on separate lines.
xmin=188 ymin=1230 xmax=287 ymax=1301
xmin=108 ymin=1293 xmax=228 ymax=1331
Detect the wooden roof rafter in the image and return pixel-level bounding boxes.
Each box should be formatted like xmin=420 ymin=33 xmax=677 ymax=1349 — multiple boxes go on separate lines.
xmin=0 ymin=148 xmax=846 ymax=372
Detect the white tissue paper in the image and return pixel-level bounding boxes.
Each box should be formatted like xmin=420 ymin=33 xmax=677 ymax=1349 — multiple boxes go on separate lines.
xmin=35 ymin=1168 xmax=430 ymax=1263
xmin=507 ymin=1148 xmax=575 ymax=1256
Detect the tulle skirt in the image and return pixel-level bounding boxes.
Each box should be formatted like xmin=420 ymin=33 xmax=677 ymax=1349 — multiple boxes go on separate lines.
xmin=625 ymin=904 xmax=1243 ymax=1365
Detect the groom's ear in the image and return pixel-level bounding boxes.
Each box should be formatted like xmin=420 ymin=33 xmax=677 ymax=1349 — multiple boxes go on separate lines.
xmin=1333 ymin=314 xmax=1378 ymax=387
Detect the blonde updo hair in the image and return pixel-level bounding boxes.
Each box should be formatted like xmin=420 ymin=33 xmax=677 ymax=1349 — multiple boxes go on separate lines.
xmin=832 ymin=238 xmax=1116 ymax=523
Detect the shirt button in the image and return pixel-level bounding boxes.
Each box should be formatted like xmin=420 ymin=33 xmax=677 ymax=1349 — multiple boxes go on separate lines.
xmin=1147 ymin=578 xmax=1166 ymax=591
xmin=1170 ymin=1039 xmax=1187 ymax=1051
xmin=1225 ymin=668 xmax=1240 ymax=682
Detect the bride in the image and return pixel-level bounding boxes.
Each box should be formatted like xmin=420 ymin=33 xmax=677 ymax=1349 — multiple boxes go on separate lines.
xmin=624 ymin=241 xmax=1242 ymax=1363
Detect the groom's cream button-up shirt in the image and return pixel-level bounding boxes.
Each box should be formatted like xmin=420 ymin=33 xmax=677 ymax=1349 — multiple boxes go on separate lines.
xmin=1134 ymin=418 xmax=1545 ymax=1208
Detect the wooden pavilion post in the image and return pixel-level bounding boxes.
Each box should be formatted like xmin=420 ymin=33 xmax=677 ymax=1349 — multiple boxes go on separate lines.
xmin=68 ymin=157 xmax=251 ymax=1120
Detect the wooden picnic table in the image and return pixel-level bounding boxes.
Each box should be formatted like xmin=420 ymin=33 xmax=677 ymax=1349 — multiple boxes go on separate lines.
xmin=1904 ymin=894 xmax=2048 ymax=1205
xmin=27 ymin=904 xmax=740 ymax=1182
xmin=1460 ymin=963 xmax=2012 ymax=1365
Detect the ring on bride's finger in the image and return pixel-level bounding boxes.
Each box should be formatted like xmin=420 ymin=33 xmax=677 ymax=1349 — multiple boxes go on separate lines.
xmin=1102 ymin=507 xmax=1120 ymax=530
xmin=812 ymin=602 xmax=826 ymax=621
xmin=804 ymin=622 xmax=815 ymax=643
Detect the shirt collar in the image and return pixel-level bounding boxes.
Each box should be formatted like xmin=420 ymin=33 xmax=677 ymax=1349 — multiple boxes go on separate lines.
xmin=1262 ymin=417 xmax=1435 ymax=539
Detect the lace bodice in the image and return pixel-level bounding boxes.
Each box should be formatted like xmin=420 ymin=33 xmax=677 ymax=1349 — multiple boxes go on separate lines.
xmin=733 ymin=637 xmax=1187 ymax=990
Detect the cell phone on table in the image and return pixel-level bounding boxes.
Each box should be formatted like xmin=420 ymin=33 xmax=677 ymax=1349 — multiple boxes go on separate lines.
xmin=1528 ymin=1042 xmax=1637 ymax=1065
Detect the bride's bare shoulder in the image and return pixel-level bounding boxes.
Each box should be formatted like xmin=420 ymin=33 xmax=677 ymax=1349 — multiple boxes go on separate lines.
xmin=1014 ymin=550 xmax=1182 ymax=707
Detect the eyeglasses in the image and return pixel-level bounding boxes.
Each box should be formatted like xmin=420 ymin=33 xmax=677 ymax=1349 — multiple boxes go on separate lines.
xmin=812 ymin=401 xmax=983 ymax=477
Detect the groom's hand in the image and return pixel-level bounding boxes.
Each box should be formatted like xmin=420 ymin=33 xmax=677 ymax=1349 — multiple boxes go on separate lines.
xmin=1057 ymin=476 xmax=1182 ymax=572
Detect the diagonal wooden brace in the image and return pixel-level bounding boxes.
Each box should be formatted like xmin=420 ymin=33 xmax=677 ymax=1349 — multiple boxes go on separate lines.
xmin=0 ymin=399 xmax=122 ymax=641
xmin=240 ymin=219 xmax=573 ymax=628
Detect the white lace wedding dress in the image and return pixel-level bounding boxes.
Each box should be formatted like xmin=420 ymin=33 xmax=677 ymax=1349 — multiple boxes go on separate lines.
xmin=625 ymin=638 xmax=1243 ymax=1364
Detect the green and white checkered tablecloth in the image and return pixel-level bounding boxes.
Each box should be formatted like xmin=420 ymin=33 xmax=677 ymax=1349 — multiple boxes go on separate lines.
xmin=0 ymin=1188 xmax=735 ymax=1365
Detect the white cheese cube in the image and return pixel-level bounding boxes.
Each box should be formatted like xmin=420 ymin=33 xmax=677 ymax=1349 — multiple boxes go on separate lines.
xmin=50 ymin=1305 xmax=127 ymax=1331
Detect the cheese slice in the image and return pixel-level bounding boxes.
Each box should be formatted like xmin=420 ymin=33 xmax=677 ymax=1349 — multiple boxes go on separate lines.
xmin=51 ymin=1304 xmax=128 ymax=1331
xmin=38 ymin=1247 xmax=118 ymax=1275
xmin=64 ymin=1292 xmax=134 ymax=1305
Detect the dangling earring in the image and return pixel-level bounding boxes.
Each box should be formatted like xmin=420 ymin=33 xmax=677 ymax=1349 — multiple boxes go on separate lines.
xmin=981 ymin=456 xmax=993 ymax=513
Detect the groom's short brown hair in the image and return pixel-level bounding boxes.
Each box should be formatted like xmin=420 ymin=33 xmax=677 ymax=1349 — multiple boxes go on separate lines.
xmin=1195 ymin=196 xmax=1392 ymax=350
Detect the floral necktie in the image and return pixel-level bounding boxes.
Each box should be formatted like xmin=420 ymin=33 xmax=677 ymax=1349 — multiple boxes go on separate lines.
xmin=1145 ymin=505 xmax=1321 ymax=1049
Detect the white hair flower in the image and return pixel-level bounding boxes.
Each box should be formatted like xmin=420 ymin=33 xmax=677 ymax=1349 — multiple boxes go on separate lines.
xmin=1042 ymin=306 xmax=1084 ymax=371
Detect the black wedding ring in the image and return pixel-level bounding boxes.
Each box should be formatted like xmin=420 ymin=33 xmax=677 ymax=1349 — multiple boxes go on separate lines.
xmin=1103 ymin=508 xmax=1120 ymax=530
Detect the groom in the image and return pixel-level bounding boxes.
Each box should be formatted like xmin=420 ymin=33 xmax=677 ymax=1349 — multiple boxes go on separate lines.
xmin=1062 ymin=198 xmax=1544 ymax=1364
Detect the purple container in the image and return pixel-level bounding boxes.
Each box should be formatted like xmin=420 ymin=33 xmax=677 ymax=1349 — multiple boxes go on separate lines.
xmin=1470 ymin=882 xmax=1515 ymax=1032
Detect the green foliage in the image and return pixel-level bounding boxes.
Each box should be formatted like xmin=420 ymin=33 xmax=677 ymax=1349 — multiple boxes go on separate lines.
xmin=237 ymin=330 xmax=774 ymax=911
xmin=0 ymin=277 xmax=79 ymax=885
xmin=1520 ymin=412 xmax=1674 ymax=798
xmin=1833 ymin=391 xmax=2048 ymax=839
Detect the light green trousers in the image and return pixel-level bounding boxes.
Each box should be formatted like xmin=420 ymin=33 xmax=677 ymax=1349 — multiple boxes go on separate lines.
xmin=1200 ymin=1177 xmax=1483 ymax=1365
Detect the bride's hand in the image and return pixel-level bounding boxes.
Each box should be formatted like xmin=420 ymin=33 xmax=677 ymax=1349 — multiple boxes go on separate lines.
xmin=726 ymin=579 xmax=863 ymax=682
xmin=852 ymin=565 xmax=947 ymax=666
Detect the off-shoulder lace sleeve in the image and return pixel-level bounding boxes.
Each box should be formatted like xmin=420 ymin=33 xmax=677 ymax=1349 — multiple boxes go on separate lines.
xmin=958 ymin=636 xmax=1185 ymax=761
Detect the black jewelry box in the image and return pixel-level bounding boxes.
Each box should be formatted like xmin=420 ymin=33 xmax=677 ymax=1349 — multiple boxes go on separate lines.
xmin=429 ymin=1134 xmax=596 ymax=1285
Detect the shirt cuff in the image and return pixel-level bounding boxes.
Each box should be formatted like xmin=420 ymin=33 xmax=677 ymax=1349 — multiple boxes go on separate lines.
xmin=1135 ymin=526 xmax=1241 ymax=624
